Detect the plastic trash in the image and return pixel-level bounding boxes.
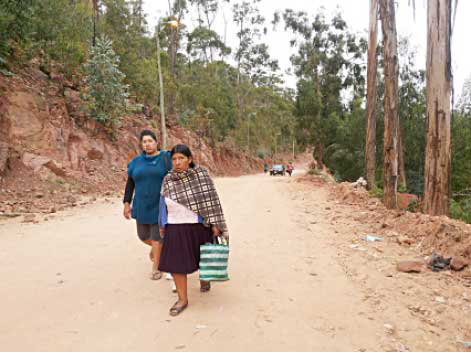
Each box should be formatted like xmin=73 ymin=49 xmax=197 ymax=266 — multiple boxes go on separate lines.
xmin=457 ymin=340 xmax=471 ymax=349
xmin=363 ymin=235 xmax=383 ymax=242
xmin=428 ymin=251 xmax=451 ymax=272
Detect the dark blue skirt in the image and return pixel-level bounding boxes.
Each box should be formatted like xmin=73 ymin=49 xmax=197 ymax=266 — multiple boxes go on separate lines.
xmin=158 ymin=223 xmax=213 ymax=274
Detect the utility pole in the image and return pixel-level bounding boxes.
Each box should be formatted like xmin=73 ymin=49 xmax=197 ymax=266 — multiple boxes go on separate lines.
xmin=292 ymin=138 xmax=295 ymax=161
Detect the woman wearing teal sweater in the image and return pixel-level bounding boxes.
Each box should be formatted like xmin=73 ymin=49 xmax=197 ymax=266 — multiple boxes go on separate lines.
xmin=123 ymin=130 xmax=171 ymax=280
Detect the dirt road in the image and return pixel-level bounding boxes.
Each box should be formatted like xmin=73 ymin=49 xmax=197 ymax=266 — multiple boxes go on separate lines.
xmin=0 ymin=171 xmax=469 ymax=351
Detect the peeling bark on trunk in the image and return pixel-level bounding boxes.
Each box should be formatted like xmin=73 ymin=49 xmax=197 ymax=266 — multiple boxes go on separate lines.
xmin=398 ymin=125 xmax=407 ymax=189
xmin=423 ymin=0 xmax=452 ymax=215
xmin=315 ymin=68 xmax=324 ymax=170
xmin=365 ymin=0 xmax=378 ymax=190
xmin=379 ymin=0 xmax=400 ymax=209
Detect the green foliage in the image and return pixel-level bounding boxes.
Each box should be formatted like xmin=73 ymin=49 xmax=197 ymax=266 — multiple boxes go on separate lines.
xmin=308 ymin=168 xmax=321 ymax=176
xmin=0 ymin=0 xmax=34 ymax=66
xmin=324 ymin=98 xmax=365 ymax=181
xmin=29 ymin=0 xmax=92 ymax=78
xmin=397 ymin=38 xmax=426 ymax=195
xmin=82 ymin=35 xmax=129 ymax=128
xmin=368 ymin=186 xmax=384 ymax=199
xmin=187 ymin=26 xmax=230 ymax=62
xmin=406 ymin=199 xmax=421 ymax=213
xmin=101 ymin=0 xmax=154 ymax=102
xmin=450 ymin=198 xmax=471 ymax=224
xmin=452 ymin=114 xmax=471 ymax=194
xmin=284 ymin=9 xmax=367 ymax=176
xmin=1 ymin=0 xmax=296 ymax=154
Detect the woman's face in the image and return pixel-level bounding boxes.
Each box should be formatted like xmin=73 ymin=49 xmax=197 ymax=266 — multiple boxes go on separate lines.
xmin=141 ymin=135 xmax=158 ymax=154
xmin=172 ymin=152 xmax=192 ymax=172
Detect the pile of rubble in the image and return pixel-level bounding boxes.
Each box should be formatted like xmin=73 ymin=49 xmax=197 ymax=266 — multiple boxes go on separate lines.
xmin=330 ymin=179 xmax=471 ymax=276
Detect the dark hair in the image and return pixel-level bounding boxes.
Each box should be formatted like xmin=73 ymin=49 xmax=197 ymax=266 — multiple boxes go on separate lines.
xmin=140 ymin=129 xmax=157 ymax=142
xmin=171 ymin=144 xmax=196 ymax=168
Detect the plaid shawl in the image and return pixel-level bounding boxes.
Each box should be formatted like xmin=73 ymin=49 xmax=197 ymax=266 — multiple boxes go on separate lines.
xmin=161 ymin=166 xmax=229 ymax=243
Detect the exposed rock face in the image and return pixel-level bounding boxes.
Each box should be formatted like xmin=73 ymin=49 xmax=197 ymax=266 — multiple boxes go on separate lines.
xmin=0 ymin=142 xmax=8 ymax=176
xmin=0 ymin=63 xmax=262 ymax=214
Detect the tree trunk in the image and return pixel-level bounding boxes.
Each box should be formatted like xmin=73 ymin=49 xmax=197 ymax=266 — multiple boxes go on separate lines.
xmin=236 ymin=19 xmax=244 ymax=124
xmin=379 ymin=0 xmax=400 ymax=209
xmin=423 ymin=0 xmax=452 ymax=215
xmin=314 ymin=66 xmax=324 ymax=170
xmin=315 ymin=142 xmax=324 ymax=170
xmin=204 ymin=1 xmax=215 ymax=62
xmin=92 ymin=0 xmax=99 ymax=46
xmin=398 ymin=125 xmax=407 ymax=189
xmin=365 ymin=0 xmax=378 ymax=190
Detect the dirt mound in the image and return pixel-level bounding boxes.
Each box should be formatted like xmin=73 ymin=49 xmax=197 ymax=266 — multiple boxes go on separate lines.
xmin=327 ymin=181 xmax=471 ymax=273
xmin=0 ymin=63 xmax=261 ymax=218
xmin=291 ymin=170 xmax=471 ymax=276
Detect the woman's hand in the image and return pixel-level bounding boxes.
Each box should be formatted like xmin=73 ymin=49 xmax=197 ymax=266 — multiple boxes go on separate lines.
xmin=211 ymin=225 xmax=221 ymax=237
xmin=159 ymin=227 xmax=166 ymax=237
xmin=123 ymin=203 xmax=131 ymax=219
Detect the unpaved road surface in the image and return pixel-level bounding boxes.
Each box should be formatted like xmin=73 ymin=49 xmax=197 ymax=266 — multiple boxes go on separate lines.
xmin=1 ymin=171 xmax=470 ymax=351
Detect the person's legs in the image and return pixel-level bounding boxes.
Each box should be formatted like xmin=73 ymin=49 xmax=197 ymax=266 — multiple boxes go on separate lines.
xmin=172 ymin=273 xmax=188 ymax=308
xmin=151 ymin=240 xmax=162 ymax=272
xmin=136 ymin=223 xmax=153 ymax=259
xmin=150 ymin=225 xmax=163 ymax=280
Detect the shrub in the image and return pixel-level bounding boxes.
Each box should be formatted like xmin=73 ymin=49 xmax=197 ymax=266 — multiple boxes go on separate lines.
xmin=82 ymin=35 xmax=129 ymax=129
xmin=308 ymin=168 xmax=321 ymax=175
xmin=368 ymin=186 xmax=384 ymax=199
xmin=450 ymin=198 xmax=471 ymax=224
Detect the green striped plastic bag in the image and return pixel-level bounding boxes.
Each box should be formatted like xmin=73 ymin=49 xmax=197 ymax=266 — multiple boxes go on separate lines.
xmin=199 ymin=238 xmax=229 ymax=281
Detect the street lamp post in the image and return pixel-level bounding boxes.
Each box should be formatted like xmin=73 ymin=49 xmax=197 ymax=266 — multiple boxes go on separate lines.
xmin=292 ymin=137 xmax=295 ymax=161
xmin=155 ymin=19 xmax=179 ymax=150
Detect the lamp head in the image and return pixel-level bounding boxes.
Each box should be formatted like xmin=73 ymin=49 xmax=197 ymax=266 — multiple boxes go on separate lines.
xmin=167 ymin=20 xmax=179 ymax=28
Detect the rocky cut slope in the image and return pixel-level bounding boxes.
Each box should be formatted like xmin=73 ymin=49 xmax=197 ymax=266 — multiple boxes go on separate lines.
xmin=0 ymin=62 xmax=261 ymax=216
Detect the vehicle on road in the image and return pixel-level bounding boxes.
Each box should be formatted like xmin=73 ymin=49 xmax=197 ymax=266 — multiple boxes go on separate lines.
xmin=270 ymin=164 xmax=285 ymax=176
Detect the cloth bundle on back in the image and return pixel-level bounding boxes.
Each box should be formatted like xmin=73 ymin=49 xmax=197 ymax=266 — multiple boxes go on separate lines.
xmin=161 ymin=166 xmax=229 ymax=244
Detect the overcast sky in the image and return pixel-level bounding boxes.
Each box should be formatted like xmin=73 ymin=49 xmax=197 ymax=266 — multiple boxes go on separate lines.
xmin=142 ymin=0 xmax=470 ymax=97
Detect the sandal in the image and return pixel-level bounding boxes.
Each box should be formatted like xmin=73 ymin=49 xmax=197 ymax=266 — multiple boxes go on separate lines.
xmin=169 ymin=301 xmax=188 ymax=316
xmin=200 ymin=281 xmax=211 ymax=292
xmin=150 ymin=270 xmax=162 ymax=280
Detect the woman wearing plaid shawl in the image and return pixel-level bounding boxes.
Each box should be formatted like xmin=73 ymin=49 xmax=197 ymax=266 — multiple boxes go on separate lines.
xmin=158 ymin=144 xmax=229 ymax=316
